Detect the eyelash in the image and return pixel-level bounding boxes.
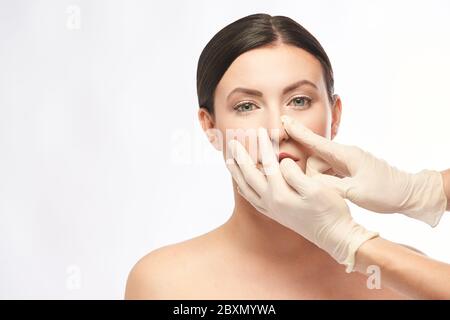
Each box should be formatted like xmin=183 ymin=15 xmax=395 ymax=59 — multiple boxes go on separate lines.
xmin=233 ymin=95 xmax=313 ymax=114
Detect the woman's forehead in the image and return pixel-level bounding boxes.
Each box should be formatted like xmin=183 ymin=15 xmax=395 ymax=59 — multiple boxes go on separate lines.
xmin=217 ymin=44 xmax=326 ymax=95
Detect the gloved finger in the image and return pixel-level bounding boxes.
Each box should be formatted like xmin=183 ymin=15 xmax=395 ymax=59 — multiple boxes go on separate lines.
xmin=226 ymin=159 xmax=265 ymax=209
xmin=281 ymin=115 xmax=351 ymax=176
xmin=279 ymin=157 xmax=311 ymax=197
xmin=228 ymin=139 xmax=267 ymax=196
xmin=305 ymin=155 xmax=331 ymax=176
xmin=311 ymin=173 xmax=353 ymax=199
xmin=257 ymin=127 xmax=284 ymax=187
xmin=306 ymin=155 xmax=347 ymax=178
xmin=236 ymin=186 xmax=269 ymax=216
xmin=323 ymin=168 xmax=345 ymax=178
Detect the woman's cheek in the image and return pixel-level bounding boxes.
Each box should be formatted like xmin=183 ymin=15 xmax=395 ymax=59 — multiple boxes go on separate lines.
xmin=292 ymin=104 xmax=331 ymax=137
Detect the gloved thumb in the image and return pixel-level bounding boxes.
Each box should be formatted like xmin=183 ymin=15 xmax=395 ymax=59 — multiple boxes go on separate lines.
xmin=279 ymin=157 xmax=312 ymax=196
xmin=312 ymin=173 xmax=354 ymax=199
xmin=306 ymin=155 xmax=331 ymax=177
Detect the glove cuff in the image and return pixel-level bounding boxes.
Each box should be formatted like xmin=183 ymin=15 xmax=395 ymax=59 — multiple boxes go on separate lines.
xmin=321 ymin=216 xmax=379 ymax=273
xmin=403 ymin=170 xmax=447 ymax=227
xmin=342 ymin=227 xmax=379 ymax=273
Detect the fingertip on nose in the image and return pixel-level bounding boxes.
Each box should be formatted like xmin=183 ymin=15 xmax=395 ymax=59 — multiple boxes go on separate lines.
xmin=281 ymin=115 xmax=292 ymax=124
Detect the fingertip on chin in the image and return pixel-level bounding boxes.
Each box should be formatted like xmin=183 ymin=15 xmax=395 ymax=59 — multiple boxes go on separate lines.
xmin=279 ymin=157 xmax=295 ymax=168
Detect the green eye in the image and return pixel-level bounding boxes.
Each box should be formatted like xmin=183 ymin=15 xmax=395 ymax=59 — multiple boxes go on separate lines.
xmin=234 ymin=102 xmax=256 ymax=113
xmin=290 ymin=96 xmax=312 ymax=109
xmin=233 ymin=96 xmax=311 ymax=113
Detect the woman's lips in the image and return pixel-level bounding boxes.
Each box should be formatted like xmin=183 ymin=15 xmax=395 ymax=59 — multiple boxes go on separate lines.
xmin=277 ymin=152 xmax=300 ymax=162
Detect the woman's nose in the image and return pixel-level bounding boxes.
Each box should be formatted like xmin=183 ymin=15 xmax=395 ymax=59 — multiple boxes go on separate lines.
xmin=264 ymin=109 xmax=289 ymax=144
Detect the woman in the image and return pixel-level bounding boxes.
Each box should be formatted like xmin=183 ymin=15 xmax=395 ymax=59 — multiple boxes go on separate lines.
xmin=125 ymin=13 xmax=409 ymax=299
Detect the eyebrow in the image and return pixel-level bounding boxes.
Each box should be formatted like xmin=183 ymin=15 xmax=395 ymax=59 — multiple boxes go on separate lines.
xmin=226 ymin=79 xmax=318 ymax=101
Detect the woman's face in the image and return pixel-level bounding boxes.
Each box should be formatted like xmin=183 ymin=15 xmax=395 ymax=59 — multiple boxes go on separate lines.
xmin=198 ymin=43 xmax=342 ymax=172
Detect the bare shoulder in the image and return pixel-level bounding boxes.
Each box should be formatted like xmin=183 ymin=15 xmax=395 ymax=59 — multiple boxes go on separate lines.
xmin=124 ymin=244 xmax=177 ymax=299
xmin=124 ymin=231 xmax=220 ymax=299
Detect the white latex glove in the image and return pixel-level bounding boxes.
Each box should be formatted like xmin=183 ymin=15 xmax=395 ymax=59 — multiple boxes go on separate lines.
xmin=281 ymin=115 xmax=448 ymax=227
xmin=225 ymin=127 xmax=378 ymax=273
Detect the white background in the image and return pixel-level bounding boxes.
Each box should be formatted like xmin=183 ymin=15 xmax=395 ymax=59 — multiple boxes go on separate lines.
xmin=1 ymin=0 xmax=449 ymax=299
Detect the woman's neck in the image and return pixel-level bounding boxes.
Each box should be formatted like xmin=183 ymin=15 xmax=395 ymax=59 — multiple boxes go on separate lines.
xmin=222 ymin=179 xmax=318 ymax=260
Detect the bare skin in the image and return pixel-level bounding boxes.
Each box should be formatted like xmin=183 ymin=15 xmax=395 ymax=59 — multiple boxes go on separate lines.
xmin=355 ymin=237 xmax=450 ymax=299
xmin=125 ymin=180 xmax=408 ymax=299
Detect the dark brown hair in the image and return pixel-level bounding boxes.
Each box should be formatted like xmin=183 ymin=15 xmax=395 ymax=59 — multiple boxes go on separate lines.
xmin=196 ymin=13 xmax=334 ymax=117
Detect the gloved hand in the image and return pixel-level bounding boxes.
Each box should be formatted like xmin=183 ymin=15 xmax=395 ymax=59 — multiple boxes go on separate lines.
xmin=281 ymin=115 xmax=448 ymax=227
xmin=225 ymin=127 xmax=378 ymax=273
